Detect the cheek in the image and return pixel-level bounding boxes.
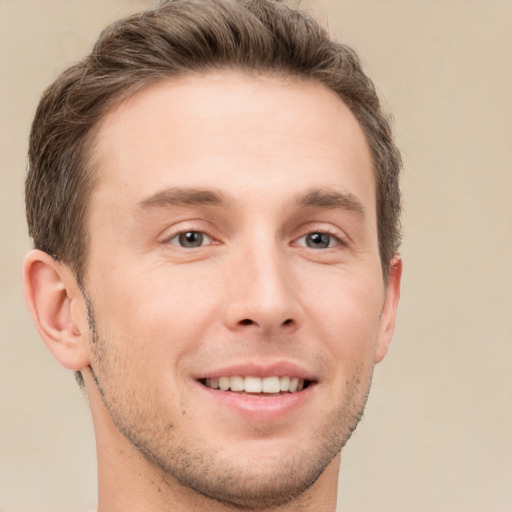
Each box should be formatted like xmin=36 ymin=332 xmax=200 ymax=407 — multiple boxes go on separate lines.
xmin=88 ymin=261 xmax=222 ymax=368
xmin=305 ymin=268 xmax=384 ymax=363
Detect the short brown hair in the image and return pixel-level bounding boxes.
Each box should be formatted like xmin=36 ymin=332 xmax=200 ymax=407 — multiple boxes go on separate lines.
xmin=26 ymin=0 xmax=401 ymax=283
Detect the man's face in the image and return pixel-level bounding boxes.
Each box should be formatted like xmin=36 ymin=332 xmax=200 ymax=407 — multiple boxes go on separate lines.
xmin=83 ymin=71 xmax=399 ymax=507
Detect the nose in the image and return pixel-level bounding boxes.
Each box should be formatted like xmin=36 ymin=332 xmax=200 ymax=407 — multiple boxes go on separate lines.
xmin=222 ymin=240 xmax=302 ymax=335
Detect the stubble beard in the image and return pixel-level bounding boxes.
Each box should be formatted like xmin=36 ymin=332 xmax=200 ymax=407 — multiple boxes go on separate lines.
xmin=86 ymin=299 xmax=374 ymax=510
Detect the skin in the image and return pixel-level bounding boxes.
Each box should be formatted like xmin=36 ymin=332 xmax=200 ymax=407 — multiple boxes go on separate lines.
xmin=24 ymin=71 xmax=401 ymax=512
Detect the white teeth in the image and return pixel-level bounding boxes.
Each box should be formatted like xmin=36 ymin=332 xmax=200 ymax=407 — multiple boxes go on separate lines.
xmin=219 ymin=376 xmax=230 ymax=391
xmin=262 ymin=376 xmax=280 ymax=393
xmin=230 ymin=376 xmax=244 ymax=391
xmin=244 ymin=376 xmax=263 ymax=393
xmin=203 ymin=376 xmax=306 ymax=393
xmin=279 ymin=376 xmax=290 ymax=392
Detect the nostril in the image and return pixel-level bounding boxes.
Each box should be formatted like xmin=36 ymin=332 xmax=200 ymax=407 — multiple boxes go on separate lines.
xmin=237 ymin=318 xmax=294 ymax=328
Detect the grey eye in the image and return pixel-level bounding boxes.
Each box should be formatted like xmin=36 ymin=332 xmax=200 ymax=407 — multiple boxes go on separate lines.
xmin=305 ymin=232 xmax=331 ymax=249
xmin=171 ymin=231 xmax=209 ymax=248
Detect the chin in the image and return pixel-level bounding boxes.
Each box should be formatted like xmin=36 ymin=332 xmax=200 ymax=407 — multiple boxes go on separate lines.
xmin=155 ymin=446 xmax=335 ymax=509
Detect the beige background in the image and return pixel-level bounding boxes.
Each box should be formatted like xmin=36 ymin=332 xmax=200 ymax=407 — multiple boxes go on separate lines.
xmin=1 ymin=0 xmax=511 ymax=511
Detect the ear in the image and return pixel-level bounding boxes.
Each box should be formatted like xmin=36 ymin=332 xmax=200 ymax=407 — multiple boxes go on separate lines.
xmin=23 ymin=249 xmax=91 ymax=371
xmin=374 ymin=254 xmax=402 ymax=363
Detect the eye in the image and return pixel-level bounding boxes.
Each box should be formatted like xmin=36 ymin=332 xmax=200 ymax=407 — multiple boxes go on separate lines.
xmin=169 ymin=231 xmax=212 ymax=248
xmin=299 ymin=232 xmax=341 ymax=249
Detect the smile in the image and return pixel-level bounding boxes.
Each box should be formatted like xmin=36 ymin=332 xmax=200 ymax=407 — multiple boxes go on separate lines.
xmin=201 ymin=376 xmax=310 ymax=394
xmin=196 ymin=366 xmax=317 ymax=421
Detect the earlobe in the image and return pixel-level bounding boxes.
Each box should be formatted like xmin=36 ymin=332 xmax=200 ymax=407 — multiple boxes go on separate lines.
xmin=374 ymin=254 xmax=402 ymax=363
xmin=23 ymin=249 xmax=90 ymax=371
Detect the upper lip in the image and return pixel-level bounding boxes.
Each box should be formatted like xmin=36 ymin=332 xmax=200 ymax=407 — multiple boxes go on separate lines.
xmin=196 ymin=361 xmax=317 ymax=381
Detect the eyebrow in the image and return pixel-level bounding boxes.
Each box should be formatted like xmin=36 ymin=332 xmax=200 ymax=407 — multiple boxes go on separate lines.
xmin=136 ymin=187 xmax=230 ymax=211
xmin=296 ymin=188 xmax=366 ymax=216
xmin=136 ymin=186 xmax=365 ymax=216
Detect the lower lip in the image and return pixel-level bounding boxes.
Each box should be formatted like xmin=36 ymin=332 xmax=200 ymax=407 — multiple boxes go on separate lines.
xmin=197 ymin=382 xmax=315 ymax=422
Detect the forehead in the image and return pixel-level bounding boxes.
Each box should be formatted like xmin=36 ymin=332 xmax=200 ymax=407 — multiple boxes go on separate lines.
xmin=90 ymin=71 xmax=374 ymax=213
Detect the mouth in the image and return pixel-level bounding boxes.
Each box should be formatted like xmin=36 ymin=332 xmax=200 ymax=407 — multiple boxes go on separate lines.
xmin=198 ymin=375 xmax=314 ymax=394
xmin=195 ymin=365 xmax=317 ymax=421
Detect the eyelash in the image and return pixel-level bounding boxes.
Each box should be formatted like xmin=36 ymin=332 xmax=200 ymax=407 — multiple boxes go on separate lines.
xmin=167 ymin=230 xmax=214 ymax=248
xmin=164 ymin=227 xmax=347 ymax=251
xmin=295 ymin=229 xmax=347 ymax=250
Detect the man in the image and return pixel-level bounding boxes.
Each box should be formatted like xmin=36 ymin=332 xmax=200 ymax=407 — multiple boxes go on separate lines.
xmin=23 ymin=0 xmax=402 ymax=510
